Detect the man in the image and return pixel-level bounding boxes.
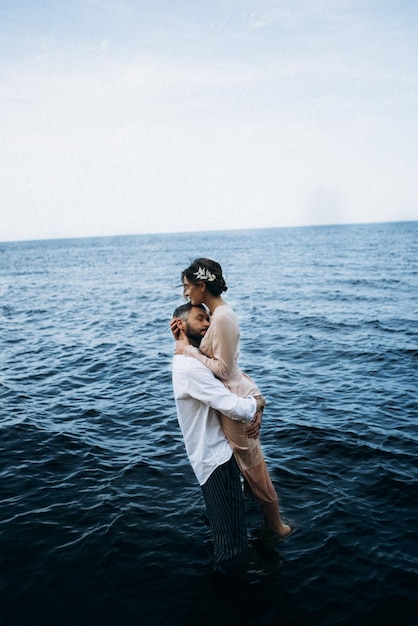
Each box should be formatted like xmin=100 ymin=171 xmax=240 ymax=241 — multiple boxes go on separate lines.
xmin=171 ymin=303 xmax=264 ymax=580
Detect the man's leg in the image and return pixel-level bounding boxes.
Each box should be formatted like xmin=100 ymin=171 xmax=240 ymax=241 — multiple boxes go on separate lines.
xmin=201 ymin=456 xmax=247 ymax=575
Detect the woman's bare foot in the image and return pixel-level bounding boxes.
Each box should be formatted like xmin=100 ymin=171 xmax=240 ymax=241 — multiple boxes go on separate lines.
xmin=277 ymin=522 xmax=293 ymax=538
xmin=265 ymin=521 xmax=294 ymax=538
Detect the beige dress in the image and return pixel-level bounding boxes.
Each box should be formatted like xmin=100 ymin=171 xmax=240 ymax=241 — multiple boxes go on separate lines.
xmin=184 ymin=304 xmax=278 ymax=505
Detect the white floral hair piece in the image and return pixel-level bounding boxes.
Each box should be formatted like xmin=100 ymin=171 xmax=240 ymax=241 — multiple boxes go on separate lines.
xmin=194 ymin=266 xmax=216 ymax=282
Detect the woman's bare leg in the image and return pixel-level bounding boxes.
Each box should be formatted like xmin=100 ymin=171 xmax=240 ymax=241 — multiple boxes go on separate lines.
xmin=220 ymin=414 xmax=292 ymax=537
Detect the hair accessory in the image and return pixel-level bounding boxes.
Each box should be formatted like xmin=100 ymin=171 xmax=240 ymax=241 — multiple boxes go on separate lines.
xmin=194 ymin=266 xmax=216 ymax=282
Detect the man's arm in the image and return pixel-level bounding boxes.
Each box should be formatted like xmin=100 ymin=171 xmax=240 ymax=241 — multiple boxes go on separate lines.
xmin=180 ymin=358 xmax=263 ymax=422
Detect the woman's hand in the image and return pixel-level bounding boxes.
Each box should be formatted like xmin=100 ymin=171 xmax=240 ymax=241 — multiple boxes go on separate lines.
xmin=170 ymin=318 xmax=181 ymax=340
xmin=174 ymin=338 xmax=189 ymax=355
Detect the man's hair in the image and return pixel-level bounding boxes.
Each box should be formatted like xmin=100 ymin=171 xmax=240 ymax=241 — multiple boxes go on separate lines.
xmin=172 ymin=302 xmax=206 ymax=321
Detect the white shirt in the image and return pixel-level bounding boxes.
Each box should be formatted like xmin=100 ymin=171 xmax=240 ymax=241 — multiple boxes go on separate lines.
xmin=172 ymin=354 xmax=257 ymax=485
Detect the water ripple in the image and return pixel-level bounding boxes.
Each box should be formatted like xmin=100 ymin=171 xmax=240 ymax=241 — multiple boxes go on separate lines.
xmin=1 ymin=223 xmax=418 ymax=625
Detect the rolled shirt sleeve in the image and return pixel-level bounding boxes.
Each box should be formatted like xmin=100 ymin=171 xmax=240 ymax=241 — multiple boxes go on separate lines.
xmin=178 ymin=358 xmax=256 ymax=422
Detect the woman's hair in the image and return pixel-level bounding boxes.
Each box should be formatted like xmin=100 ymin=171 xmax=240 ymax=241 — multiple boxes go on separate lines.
xmin=181 ymin=258 xmax=228 ymax=296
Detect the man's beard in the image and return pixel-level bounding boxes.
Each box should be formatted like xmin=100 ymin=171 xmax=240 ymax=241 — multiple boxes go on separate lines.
xmin=185 ymin=323 xmax=205 ymax=346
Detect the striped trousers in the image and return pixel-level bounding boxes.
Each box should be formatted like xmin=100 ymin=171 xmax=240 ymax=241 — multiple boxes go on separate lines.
xmin=201 ymin=456 xmax=248 ymax=573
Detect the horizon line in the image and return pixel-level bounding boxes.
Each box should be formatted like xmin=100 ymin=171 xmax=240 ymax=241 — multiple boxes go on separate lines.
xmin=1 ymin=218 xmax=417 ymax=245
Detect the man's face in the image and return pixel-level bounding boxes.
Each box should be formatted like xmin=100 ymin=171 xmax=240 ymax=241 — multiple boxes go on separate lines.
xmin=185 ymin=307 xmax=210 ymax=345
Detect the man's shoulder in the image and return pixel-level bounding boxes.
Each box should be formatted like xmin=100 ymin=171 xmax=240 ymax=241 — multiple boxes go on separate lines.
xmin=173 ymin=354 xmax=212 ymax=376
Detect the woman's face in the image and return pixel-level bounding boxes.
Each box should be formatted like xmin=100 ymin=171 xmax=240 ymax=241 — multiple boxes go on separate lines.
xmin=183 ymin=277 xmax=205 ymax=305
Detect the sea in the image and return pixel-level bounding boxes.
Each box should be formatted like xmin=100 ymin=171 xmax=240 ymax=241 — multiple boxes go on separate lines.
xmin=1 ymin=221 xmax=417 ymax=626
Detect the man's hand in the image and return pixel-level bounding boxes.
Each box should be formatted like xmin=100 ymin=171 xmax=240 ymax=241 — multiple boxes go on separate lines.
xmin=246 ymin=394 xmax=265 ymax=439
xmin=246 ymin=410 xmax=263 ymax=439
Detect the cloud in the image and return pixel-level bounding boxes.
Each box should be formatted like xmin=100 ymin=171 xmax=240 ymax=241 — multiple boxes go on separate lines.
xmin=1 ymin=1 xmax=417 ymax=241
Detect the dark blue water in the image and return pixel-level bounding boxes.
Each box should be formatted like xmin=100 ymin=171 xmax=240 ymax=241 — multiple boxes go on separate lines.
xmin=1 ymin=222 xmax=417 ymax=626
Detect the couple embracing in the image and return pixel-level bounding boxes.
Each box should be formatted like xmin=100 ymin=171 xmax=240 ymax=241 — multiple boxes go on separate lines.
xmin=171 ymin=258 xmax=292 ymax=582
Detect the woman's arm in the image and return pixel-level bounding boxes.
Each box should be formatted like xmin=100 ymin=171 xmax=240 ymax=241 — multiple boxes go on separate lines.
xmin=184 ymin=313 xmax=238 ymax=380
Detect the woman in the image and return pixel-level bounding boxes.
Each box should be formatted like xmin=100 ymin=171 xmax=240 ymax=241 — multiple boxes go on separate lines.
xmin=173 ymin=258 xmax=291 ymax=538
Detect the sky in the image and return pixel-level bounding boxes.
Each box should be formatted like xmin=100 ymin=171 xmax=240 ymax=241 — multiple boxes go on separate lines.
xmin=1 ymin=0 xmax=418 ymax=242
